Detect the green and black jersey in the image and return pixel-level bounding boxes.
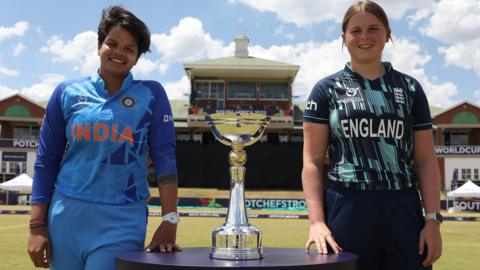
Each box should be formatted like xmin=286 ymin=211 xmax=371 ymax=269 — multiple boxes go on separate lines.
xmin=304 ymin=62 xmax=432 ymax=190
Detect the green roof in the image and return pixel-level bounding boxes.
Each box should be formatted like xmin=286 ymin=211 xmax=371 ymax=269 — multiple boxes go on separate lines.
xmin=4 ymin=104 xmax=31 ymax=117
xmin=185 ymin=56 xmax=299 ymax=68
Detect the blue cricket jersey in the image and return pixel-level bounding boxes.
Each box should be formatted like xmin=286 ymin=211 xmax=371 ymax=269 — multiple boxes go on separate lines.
xmin=32 ymin=71 xmax=177 ymax=204
xmin=304 ymin=62 xmax=432 ymax=190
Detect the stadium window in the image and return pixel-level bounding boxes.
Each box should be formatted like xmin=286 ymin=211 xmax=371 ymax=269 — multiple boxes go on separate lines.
xmin=1 ymin=162 xmax=6 ymax=173
xmin=227 ymin=81 xmax=256 ymax=100
xmin=13 ymin=125 xmax=39 ymax=139
xmin=194 ymin=81 xmax=225 ymax=99
xmin=450 ymin=133 xmax=468 ymax=146
xmin=474 ymin=169 xmax=479 ymax=180
xmin=21 ymin=162 xmax=27 ymax=174
xmin=461 ymin=168 xmax=471 ymax=180
xmin=9 ymin=162 xmax=17 ymax=174
xmin=259 ymin=82 xmax=289 ymax=100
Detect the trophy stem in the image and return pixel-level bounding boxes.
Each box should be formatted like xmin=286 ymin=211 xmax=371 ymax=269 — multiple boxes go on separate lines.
xmin=226 ymin=166 xmax=248 ymax=226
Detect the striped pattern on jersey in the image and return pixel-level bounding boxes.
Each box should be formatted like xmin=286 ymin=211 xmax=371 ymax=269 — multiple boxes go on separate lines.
xmin=304 ymin=63 xmax=432 ymax=190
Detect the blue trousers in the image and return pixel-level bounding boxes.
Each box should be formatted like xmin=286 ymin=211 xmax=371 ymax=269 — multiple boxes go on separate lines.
xmin=324 ymin=184 xmax=431 ymax=270
xmin=47 ymin=191 xmax=147 ymax=270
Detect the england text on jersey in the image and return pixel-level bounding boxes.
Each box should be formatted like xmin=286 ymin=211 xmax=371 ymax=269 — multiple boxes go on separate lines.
xmin=340 ymin=118 xmax=404 ymax=139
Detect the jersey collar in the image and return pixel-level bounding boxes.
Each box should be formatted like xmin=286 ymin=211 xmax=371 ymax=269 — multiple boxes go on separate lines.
xmin=344 ymin=62 xmax=393 ymax=79
xmin=90 ymin=71 xmax=134 ymax=97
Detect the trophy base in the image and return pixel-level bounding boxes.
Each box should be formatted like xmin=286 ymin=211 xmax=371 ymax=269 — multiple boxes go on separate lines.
xmin=210 ymin=247 xmax=264 ymax=260
xmin=210 ymin=224 xmax=264 ymax=260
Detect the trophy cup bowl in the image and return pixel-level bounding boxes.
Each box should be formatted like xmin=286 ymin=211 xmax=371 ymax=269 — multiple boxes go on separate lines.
xmin=206 ymin=113 xmax=270 ymax=260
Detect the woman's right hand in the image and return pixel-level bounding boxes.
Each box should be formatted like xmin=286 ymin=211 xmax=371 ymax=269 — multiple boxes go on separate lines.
xmin=305 ymin=222 xmax=342 ymax=254
xmin=27 ymin=227 xmax=51 ymax=268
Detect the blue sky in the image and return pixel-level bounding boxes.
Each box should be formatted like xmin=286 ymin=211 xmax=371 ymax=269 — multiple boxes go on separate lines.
xmin=1 ymin=0 xmax=479 ymax=108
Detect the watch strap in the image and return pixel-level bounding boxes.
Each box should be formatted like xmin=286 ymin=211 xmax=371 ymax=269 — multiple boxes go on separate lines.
xmin=425 ymin=212 xmax=443 ymax=224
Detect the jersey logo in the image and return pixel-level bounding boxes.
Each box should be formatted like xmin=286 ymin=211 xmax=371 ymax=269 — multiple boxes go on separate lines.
xmin=78 ymin=94 xmax=88 ymax=103
xmin=121 ymin=96 xmax=136 ymax=108
xmin=346 ymin=87 xmax=359 ymax=97
xmin=394 ymin=87 xmax=405 ymax=104
xmin=341 ymin=86 xmax=363 ymax=103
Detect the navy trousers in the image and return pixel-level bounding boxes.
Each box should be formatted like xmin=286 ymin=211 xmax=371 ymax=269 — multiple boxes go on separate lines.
xmin=324 ymin=184 xmax=432 ymax=270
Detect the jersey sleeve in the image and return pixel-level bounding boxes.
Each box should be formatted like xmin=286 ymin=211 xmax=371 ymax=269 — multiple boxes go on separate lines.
xmin=147 ymin=82 xmax=178 ymax=178
xmin=411 ymin=81 xmax=432 ymax=131
xmin=31 ymin=83 xmax=67 ymax=204
xmin=303 ymin=79 xmax=330 ymax=124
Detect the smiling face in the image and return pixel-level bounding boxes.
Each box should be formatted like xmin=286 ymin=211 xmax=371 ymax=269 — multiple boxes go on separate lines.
xmin=98 ymin=25 xmax=139 ymax=79
xmin=342 ymin=11 xmax=389 ymax=66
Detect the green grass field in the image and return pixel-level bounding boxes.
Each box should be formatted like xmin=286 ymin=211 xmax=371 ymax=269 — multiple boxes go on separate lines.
xmin=1 ymin=210 xmax=479 ymax=270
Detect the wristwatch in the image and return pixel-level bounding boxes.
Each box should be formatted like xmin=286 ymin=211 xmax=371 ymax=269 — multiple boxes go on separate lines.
xmin=425 ymin=212 xmax=443 ymax=224
xmin=162 ymin=212 xmax=180 ymax=224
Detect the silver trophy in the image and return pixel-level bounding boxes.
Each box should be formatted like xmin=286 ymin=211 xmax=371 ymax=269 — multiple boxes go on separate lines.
xmin=206 ymin=113 xmax=270 ymax=260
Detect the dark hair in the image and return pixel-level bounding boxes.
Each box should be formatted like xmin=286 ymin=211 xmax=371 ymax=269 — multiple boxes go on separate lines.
xmin=98 ymin=5 xmax=151 ymax=59
xmin=342 ymin=0 xmax=392 ymax=41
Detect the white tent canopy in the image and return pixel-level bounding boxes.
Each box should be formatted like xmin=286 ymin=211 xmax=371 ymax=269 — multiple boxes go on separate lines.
xmin=0 ymin=173 xmax=33 ymax=192
xmin=447 ymin=180 xmax=480 ymax=198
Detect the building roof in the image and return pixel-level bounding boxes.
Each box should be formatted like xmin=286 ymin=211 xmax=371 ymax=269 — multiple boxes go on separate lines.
xmin=184 ymin=56 xmax=300 ymax=80
xmin=186 ymin=56 xmax=299 ymax=68
xmin=0 ymin=93 xmax=46 ymax=109
xmin=432 ymin=100 xmax=480 ymax=118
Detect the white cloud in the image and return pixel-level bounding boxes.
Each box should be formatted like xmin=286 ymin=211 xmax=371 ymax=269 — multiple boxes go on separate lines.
xmin=0 ymin=84 xmax=17 ymax=100
xmin=40 ymin=31 xmax=98 ymax=75
xmin=421 ymin=0 xmax=480 ymax=43
xmin=407 ymin=8 xmax=431 ymax=27
xmin=0 ymin=65 xmax=19 ymax=76
xmin=383 ymin=36 xmax=458 ymax=107
xmin=248 ymin=38 xmax=347 ymax=99
xmin=419 ymin=0 xmax=480 ymax=78
xmin=230 ymin=0 xmax=435 ymax=27
xmin=438 ymin=39 xmax=480 ymax=76
xmin=162 ymin=76 xmax=190 ymax=100
xmin=151 ymin=17 xmax=228 ymax=63
xmin=20 ymin=73 xmax=66 ymax=102
xmin=13 ymin=42 xmax=27 ymax=56
xmin=132 ymin=58 xmax=168 ymax=77
xmin=0 ymin=21 xmax=29 ymax=42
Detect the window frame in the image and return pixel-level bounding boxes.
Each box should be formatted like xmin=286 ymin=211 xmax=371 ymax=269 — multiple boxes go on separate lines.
xmin=258 ymin=81 xmax=289 ymax=101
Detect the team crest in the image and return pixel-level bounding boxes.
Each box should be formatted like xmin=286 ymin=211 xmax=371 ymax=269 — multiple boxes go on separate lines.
xmin=121 ymin=96 xmax=136 ymax=108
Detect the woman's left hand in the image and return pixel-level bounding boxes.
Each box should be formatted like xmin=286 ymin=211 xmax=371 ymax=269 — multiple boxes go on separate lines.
xmin=418 ymin=220 xmax=442 ymax=266
xmin=145 ymin=222 xmax=181 ymax=253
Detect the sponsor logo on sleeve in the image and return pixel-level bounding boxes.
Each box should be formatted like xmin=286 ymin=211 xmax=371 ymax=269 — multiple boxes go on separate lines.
xmin=163 ymin=114 xmax=174 ymax=122
xmin=305 ymin=100 xmax=318 ymax=111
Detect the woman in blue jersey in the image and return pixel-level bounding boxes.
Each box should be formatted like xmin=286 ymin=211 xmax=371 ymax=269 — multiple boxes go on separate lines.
xmin=27 ymin=6 xmax=180 ymax=269
xmin=302 ymin=1 xmax=442 ymax=270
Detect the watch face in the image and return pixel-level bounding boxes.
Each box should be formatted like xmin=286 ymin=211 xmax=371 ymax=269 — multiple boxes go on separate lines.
xmin=164 ymin=213 xmax=179 ymax=224
xmin=436 ymin=213 xmax=443 ymax=223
